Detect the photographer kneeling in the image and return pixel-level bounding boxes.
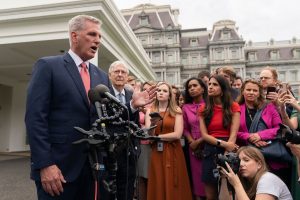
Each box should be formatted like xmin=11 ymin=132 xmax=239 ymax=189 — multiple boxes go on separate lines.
xmin=220 ymin=146 xmax=292 ymax=200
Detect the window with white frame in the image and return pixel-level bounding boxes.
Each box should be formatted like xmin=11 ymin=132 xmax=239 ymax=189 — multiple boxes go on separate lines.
xmin=191 ymin=55 xmax=199 ymax=65
xmin=166 ymin=72 xmax=176 ymax=85
xmin=181 ymin=74 xmax=189 ymax=84
xmin=152 ymin=51 xmax=161 ymax=63
xmin=140 ymin=16 xmax=149 ymax=26
xmin=231 ymin=48 xmax=238 ymax=59
xmin=139 ymin=36 xmax=148 ymax=45
xmin=181 ymin=55 xmax=188 ymax=65
xmin=289 ymin=70 xmax=298 ymax=81
xmin=246 ymin=72 xmax=252 ymax=79
xmin=155 ymin=71 xmax=163 ymax=81
xmin=167 ymin=52 xmax=175 ymax=63
xmin=221 ymin=31 xmax=231 ymax=40
xmin=201 ymin=55 xmax=208 ymax=64
xmin=270 ymin=50 xmax=279 ymax=60
xmin=215 ymin=48 xmax=224 ymax=60
xmin=153 ymin=36 xmax=160 ymax=44
xmin=190 ymin=38 xmax=198 ymax=47
xmin=278 ymin=72 xmax=286 ymax=82
xmin=248 ymin=52 xmax=257 ymax=61
xmin=166 ymin=34 xmax=174 ymax=44
xmin=293 ymin=49 xmax=300 ymax=59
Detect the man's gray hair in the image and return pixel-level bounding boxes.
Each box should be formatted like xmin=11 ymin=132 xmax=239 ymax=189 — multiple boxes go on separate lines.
xmin=68 ymin=15 xmax=102 ymax=33
xmin=109 ymin=61 xmax=129 ymax=74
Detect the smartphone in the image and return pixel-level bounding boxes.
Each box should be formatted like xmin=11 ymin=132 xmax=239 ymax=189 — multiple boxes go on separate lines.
xmin=149 ymin=112 xmax=162 ymax=119
xmin=266 ymin=86 xmax=277 ymax=94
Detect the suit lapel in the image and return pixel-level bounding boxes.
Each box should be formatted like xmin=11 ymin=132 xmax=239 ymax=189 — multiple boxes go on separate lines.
xmin=63 ymin=53 xmax=89 ymax=108
xmin=124 ymin=89 xmax=133 ymax=103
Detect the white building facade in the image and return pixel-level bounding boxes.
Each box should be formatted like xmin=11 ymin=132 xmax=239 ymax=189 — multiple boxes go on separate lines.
xmin=122 ymin=4 xmax=300 ymax=96
xmin=0 ymin=0 xmax=155 ymax=152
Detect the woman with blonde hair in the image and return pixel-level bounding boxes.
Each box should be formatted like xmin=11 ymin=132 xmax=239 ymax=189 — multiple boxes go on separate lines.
xmin=221 ymin=146 xmax=292 ymax=200
xmin=145 ymin=82 xmax=193 ymax=200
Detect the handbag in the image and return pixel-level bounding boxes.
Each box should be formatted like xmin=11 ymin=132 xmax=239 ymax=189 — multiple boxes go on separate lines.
xmin=248 ymin=104 xmax=293 ymax=163
xmin=258 ymin=138 xmax=292 ymax=163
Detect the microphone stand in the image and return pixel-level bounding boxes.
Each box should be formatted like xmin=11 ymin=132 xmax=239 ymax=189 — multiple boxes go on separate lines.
xmin=73 ymin=100 xmax=160 ymax=200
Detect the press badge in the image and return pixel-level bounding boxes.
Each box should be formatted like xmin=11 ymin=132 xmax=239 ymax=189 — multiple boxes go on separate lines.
xmin=157 ymin=142 xmax=164 ymax=152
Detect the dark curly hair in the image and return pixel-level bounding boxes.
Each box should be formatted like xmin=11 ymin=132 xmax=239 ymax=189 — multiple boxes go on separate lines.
xmin=184 ymin=77 xmax=208 ymax=104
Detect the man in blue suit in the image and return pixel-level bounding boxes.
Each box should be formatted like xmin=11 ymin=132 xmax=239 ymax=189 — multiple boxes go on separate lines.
xmin=25 ymin=15 xmax=155 ymax=200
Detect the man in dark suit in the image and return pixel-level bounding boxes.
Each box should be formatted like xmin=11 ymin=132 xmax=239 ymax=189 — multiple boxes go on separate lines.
xmin=25 ymin=15 xmax=155 ymax=200
xmin=106 ymin=61 xmax=140 ymax=200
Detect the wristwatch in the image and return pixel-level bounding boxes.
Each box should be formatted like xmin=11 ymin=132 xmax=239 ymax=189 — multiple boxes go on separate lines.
xmin=216 ymin=139 xmax=221 ymax=146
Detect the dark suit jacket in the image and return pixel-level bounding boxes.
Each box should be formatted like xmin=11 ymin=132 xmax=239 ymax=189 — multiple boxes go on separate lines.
xmin=104 ymin=88 xmax=140 ymax=200
xmin=25 ymin=53 xmax=111 ymax=182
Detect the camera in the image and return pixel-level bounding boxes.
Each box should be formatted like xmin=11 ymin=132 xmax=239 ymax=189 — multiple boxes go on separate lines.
xmin=278 ymin=123 xmax=300 ymax=144
xmin=216 ymin=152 xmax=240 ymax=174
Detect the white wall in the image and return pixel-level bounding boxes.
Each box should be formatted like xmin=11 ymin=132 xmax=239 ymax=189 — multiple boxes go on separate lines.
xmin=0 ymin=84 xmax=12 ymax=152
xmin=0 ymin=75 xmax=28 ymax=152
xmin=9 ymin=82 xmax=29 ymax=152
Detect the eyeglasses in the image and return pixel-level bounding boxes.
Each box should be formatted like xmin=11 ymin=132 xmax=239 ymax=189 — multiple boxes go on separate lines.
xmin=112 ymin=70 xmax=127 ymax=75
xmin=259 ymin=76 xmax=272 ymax=80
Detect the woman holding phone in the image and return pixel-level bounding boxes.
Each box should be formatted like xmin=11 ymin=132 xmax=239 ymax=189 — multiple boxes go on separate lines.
xmin=199 ymin=75 xmax=240 ymax=200
xmin=145 ymin=82 xmax=192 ymax=200
xmin=236 ymin=79 xmax=290 ymax=186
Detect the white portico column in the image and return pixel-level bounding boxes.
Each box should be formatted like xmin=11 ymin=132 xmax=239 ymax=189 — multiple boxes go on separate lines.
xmin=90 ymin=51 xmax=99 ymax=66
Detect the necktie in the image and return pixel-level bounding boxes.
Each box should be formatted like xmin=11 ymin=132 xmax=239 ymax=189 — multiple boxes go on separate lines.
xmin=80 ymin=62 xmax=90 ymax=96
xmin=118 ymin=93 xmax=124 ymax=104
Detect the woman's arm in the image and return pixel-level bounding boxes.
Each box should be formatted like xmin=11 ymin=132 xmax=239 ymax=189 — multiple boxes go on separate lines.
xmin=182 ymin=107 xmax=193 ymax=143
xmin=199 ymin=115 xmax=238 ymax=151
xmin=158 ymin=108 xmax=184 ymax=141
xmin=228 ymin=111 xmax=240 ymax=144
xmin=220 ymin=163 xmax=250 ymax=200
xmin=221 ymin=163 xmax=276 ymax=200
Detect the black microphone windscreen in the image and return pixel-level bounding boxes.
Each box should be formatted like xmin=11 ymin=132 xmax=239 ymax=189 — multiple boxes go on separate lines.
xmin=95 ymin=84 xmax=110 ymax=97
xmin=88 ymin=89 xmax=101 ymax=103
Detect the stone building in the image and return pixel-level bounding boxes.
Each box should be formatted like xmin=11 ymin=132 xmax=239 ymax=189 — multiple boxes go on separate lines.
xmin=121 ymin=3 xmax=300 ymax=97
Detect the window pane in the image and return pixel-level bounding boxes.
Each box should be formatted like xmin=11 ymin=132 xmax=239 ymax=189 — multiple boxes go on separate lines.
xmin=190 ymin=39 xmax=198 ymax=47
xmin=166 ymin=73 xmax=175 ymax=84
xmin=202 ymin=55 xmax=208 ymax=64
xmin=152 ymin=52 xmax=161 ymax=63
xmin=290 ymin=71 xmax=298 ymax=81
xmin=156 ymin=72 xmax=163 ymax=81
xmin=278 ymin=72 xmax=286 ymax=82
xmin=167 ymin=53 xmax=174 ymax=63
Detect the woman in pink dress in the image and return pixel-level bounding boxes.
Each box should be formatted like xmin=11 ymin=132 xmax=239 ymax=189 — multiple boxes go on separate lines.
xmin=182 ymin=78 xmax=207 ymax=200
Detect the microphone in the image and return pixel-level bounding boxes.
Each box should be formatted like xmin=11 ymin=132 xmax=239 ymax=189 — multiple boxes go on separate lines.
xmin=88 ymin=88 xmax=103 ymax=118
xmin=94 ymin=84 xmax=128 ymax=110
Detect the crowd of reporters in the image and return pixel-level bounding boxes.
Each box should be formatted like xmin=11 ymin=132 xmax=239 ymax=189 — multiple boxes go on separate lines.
xmin=25 ymin=14 xmax=300 ymax=200
xmin=130 ymin=65 xmax=300 ymax=200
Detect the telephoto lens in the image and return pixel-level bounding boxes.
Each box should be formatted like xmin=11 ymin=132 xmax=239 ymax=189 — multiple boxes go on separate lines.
xmin=278 ymin=123 xmax=300 ymax=144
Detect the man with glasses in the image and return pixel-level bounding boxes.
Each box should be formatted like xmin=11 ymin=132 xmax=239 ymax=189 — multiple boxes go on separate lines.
xmin=107 ymin=60 xmax=140 ymax=200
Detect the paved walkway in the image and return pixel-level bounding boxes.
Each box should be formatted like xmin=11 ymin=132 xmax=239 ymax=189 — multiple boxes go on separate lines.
xmin=0 ymin=153 xmax=36 ymax=200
